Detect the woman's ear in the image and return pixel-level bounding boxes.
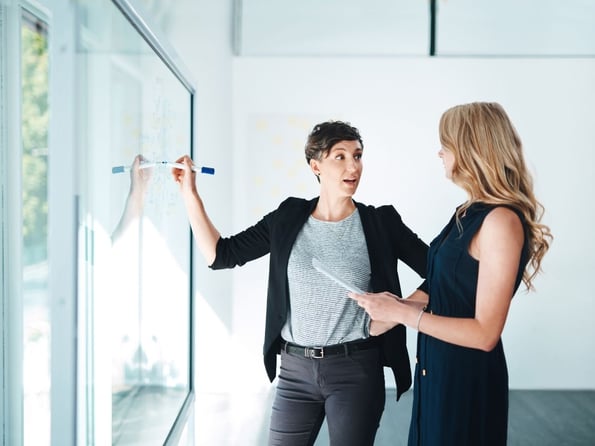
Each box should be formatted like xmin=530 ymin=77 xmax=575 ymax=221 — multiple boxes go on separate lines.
xmin=310 ymin=159 xmax=321 ymax=177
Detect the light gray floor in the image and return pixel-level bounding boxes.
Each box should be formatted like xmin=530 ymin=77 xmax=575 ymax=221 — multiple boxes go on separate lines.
xmin=194 ymin=389 xmax=595 ymax=445
xmin=112 ymin=386 xmax=188 ymax=446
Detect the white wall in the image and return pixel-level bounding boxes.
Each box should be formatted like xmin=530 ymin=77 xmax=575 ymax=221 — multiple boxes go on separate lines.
xmin=151 ymin=0 xmax=595 ymax=395
xmin=231 ymin=56 xmax=595 ymax=390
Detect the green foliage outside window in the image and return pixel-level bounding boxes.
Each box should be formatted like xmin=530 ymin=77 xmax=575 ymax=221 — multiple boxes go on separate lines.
xmin=21 ymin=22 xmax=48 ymax=265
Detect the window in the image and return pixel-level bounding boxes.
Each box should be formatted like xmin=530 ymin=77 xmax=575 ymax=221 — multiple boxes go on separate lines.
xmin=21 ymin=8 xmax=50 ymax=446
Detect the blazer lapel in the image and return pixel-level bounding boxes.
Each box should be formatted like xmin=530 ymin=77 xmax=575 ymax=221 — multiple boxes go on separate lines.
xmin=276 ymin=197 xmax=318 ymax=277
xmin=355 ymin=201 xmax=380 ymax=293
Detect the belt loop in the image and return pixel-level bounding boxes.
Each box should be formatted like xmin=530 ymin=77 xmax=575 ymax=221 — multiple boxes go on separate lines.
xmin=343 ymin=343 xmax=349 ymax=356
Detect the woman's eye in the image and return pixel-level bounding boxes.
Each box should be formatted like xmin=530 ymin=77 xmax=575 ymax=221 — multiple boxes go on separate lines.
xmin=355 ymin=154 xmax=362 ymax=160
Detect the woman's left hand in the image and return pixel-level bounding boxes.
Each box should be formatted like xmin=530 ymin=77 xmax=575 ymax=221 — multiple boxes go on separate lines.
xmin=369 ymin=320 xmax=397 ymax=336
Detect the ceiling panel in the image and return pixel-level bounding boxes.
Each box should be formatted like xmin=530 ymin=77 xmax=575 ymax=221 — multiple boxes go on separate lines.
xmin=236 ymin=0 xmax=429 ymax=56
xmin=436 ymin=0 xmax=595 ymax=56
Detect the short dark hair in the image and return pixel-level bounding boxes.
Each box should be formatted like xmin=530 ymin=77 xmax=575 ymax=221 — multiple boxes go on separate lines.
xmin=305 ymin=120 xmax=363 ymax=165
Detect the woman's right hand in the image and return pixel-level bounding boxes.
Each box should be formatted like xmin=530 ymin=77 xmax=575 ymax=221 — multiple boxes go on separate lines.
xmin=172 ymin=154 xmax=197 ymax=197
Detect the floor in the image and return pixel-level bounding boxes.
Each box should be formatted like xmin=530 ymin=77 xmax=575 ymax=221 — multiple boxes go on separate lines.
xmin=194 ymin=388 xmax=595 ymax=445
xmin=112 ymin=386 xmax=188 ymax=446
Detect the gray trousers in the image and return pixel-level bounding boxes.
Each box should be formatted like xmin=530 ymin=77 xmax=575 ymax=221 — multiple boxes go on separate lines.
xmin=268 ymin=346 xmax=385 ymax=446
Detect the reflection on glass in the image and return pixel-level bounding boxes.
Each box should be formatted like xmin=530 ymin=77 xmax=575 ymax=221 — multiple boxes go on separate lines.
xmin=76 ymin=1 xmax=193 ymax=444
xmin=21 ymin=9 xmax=50 ymax=446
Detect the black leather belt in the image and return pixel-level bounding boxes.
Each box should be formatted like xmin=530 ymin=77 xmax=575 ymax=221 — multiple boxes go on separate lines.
xmin=281 ymin=338 xmax=378 ymax=359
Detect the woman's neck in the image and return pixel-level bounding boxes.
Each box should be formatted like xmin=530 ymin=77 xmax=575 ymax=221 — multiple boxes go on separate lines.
xmin=312 ymin=196 xmax=356 ymax=222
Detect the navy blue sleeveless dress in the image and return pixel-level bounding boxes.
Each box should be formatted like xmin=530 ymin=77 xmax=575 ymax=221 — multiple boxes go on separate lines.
xmin=408 ymin=203 xmax=529 ymax=446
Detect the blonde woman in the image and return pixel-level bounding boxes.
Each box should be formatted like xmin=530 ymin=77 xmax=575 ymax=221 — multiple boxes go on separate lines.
xmin=350 ymin=102 xmax=552 ymax=445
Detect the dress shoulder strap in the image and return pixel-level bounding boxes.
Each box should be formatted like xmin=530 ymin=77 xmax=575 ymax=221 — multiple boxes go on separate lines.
xmin=455 ymin=203 xmax=497 ymax=242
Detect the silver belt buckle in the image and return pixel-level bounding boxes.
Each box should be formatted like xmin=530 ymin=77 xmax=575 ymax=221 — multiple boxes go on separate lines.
xmin=306 ymin=347 xmax=324 ymax=359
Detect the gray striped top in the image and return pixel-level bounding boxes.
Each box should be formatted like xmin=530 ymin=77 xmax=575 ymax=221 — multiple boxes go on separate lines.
xmin=281 ymin=209 xmax=372 ymax=347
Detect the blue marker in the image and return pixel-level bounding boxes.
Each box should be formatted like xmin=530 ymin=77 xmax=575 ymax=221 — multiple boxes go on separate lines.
xmin=112 ymin=161 xmax=215 ymax=175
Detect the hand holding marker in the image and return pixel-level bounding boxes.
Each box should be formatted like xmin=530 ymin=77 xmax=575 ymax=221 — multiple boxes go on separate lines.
xmin=112 ymin=160 xmax=215 ymax=175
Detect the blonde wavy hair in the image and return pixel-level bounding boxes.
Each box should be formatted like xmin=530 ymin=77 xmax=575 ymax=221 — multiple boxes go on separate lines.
xmin=439 ymin=102 xmax=552 ymax=290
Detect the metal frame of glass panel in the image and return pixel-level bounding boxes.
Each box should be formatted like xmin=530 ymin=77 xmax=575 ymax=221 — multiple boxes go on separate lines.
xmin=1 ymin=1 xmax=53 ymax=445
xmin=0 ymin=1 xmax=23 ymax=442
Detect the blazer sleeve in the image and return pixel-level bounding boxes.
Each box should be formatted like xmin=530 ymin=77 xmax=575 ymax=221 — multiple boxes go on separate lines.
xmin=384 ymin=205 xmax=429 ymax=285
xmin=209 ymin=209 xmax=276 ymax=270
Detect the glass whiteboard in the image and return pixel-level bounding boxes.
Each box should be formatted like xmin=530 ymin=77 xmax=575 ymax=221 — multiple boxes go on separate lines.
xmin=75 ymin=1 xmax=194 ymax=444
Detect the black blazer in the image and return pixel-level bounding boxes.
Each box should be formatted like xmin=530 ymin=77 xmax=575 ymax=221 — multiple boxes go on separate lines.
xmin=210 ymin=197 xmax=428 ymax=400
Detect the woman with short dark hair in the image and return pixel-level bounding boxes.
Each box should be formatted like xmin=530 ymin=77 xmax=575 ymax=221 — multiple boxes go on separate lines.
xmin=173 ymin=120 xmax=428 ymax=446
